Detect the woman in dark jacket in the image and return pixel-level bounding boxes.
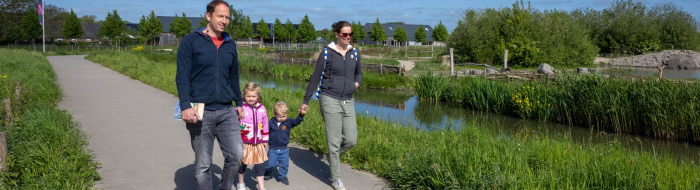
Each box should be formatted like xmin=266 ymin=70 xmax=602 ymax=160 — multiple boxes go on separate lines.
xmin=300 ymin=21 xmax=361 ymax=190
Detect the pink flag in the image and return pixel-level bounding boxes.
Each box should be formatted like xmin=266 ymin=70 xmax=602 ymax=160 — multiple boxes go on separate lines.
xmin=37 ymin=0 xmax=43 ymax=25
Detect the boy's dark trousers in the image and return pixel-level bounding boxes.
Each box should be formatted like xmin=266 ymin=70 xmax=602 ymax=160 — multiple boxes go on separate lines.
xmin=265 ymin=147 xmax=290 ymax=178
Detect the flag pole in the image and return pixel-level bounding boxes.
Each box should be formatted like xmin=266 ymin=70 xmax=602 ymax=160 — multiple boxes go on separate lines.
xmin=42 ymin=0 xmax=45 ymax=53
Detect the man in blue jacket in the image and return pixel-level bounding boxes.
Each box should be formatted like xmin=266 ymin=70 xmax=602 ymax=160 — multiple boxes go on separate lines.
xmin=176 ymin=1 xmax=244 ymax=189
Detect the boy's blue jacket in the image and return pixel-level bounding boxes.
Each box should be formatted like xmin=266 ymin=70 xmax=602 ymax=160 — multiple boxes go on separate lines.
xmin=268 ymin=114 xmax=304 ymax=150
xmin=176 ymin=28 xmax=243 ymax=111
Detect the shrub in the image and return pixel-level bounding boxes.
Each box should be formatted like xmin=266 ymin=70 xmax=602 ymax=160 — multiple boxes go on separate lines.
xmin=132 ymin=46 xmax=145 ymax=51
xmin=76 ymin=41 xmax=88 ymax=46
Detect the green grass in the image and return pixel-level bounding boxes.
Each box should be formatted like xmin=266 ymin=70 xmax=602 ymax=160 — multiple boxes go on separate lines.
xmin=362 ymin=58 xmax=400 ymax=66
xmin=86 ymin=50 xmax=700 ymax=189
xmin=415 ymin=73 xmax=700 ymax=142
xmin=0 ymin=49 xmax=101 ymax=189
xmin=87 ymin=51 xmax=411 ymax=90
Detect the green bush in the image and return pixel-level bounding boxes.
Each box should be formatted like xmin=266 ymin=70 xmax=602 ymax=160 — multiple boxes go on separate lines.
xmin=76 ymin=41 xmax=88 ymax=46
xmin=55 ymin=41 xmax=69 ymax=46
xmin=448 ymin=1 xmax=598 ymax=67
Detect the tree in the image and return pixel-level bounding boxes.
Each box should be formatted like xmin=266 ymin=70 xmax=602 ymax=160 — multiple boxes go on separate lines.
xmin=44 ymin=4 xmax=68 ymax=41
xmin=138 ymin=15 xmax=151 ymax=42
xmin=98 ymin=10 xmax=126 ymax=46
xmin=147 ymin=10 xmax=163 ymax=47
xmin=20 ymin=9 xmax=42 ymax=46
xmin=297 ymin=15 xmax=316 ymax=42
xmin=273 ymin=18 xmax=285 ymax=44
xmin=61 ymin=9 xmax=84 ymax=49
xmin=241 ymin=16 xmax=254 ymax=39
xmin=351 ymin=21 xmax=365 ymax=43
xmin=79 ymin=15 xmax=97 ymax=22
xmin=414 ymin=24 xmax=427 ymax=45
xmin=393 ymin=25 xmax=407 ymax=47
xmin=432 ymin=20 xmax=448 ymax=43
xmin=225 ymin=6 xmax=246 ymax=39
xmin=6 ymin=25 xmax=23 ymax=45
xmin=170 ymin=13 xmax=192 ymax=45
xmin=256 ymin=18 xmax=270 ymax=47
xmin=284 ymin=18 xmax=296 ymax=43
xmin=316 ymin=29 xmax=333 ymax=41
xmin=370 ymin=18 xmax=387 ymax=45
xmin=355 ymin=21 xmax=367 ymax=44
xmin=198 ymin=14 xmax=207 ymax=28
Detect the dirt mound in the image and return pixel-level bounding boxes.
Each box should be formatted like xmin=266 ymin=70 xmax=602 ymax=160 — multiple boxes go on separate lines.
xmin=608 ymin=50 xmax=700 ymax=69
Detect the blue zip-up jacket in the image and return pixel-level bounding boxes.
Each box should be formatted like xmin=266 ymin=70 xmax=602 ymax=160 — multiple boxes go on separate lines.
xmin=176 ymin=28 xmax=243 ymax=111
xmin=268 ymin=114 xmax=304 ymax=150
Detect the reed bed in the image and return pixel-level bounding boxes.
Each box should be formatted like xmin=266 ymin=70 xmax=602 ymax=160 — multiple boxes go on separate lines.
xmin=415 ymin=73 xmax=700 ymax=142
xmin=87 ymin=50 xmax=700 ymax=189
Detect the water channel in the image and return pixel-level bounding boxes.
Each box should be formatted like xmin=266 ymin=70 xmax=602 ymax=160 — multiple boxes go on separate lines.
xmin=239 ymin=71 xmax=700 ymax=162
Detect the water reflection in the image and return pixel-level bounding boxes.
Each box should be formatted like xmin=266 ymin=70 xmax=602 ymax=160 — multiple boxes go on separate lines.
xmin=240 ymin=71 xmax=700 ymax=161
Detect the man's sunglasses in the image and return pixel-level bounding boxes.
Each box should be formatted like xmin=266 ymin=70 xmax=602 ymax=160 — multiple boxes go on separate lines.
xmin=339 ymin=32 xmax=354 ymax=38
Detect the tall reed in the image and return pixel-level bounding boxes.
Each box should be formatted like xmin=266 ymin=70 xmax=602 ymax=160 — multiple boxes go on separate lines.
xmin=415 ymin=74 xmax=700 ymax=142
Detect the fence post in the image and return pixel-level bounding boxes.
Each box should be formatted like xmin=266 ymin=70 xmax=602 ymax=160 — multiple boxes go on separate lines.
xmin=450 ymin=48 xmax=454 ymax=75
xmin=3 ymin=99 xmax=12 ymax=127
xmin=405 ymin=43 xmax=407 ymax=58
xmin=0 ymin=131 xmax=6 ymax=171
xmin=504 ymin=50 xmax=508 ymax=70
xmin=15 ymin=82 xmax=21 ymax=108
xmin=380 ymin=64 xmax=383 ymax=74
xmin=431 ymin=44 xmax=434 ymax=57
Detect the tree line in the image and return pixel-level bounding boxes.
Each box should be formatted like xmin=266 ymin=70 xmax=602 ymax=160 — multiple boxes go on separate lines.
xmin=448 ymin=0 xmax=700 ymax=67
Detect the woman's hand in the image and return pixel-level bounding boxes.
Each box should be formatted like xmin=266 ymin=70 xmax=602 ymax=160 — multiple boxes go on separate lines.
xmin=301 ymin=104 xmax=308 ymax=114
xmin=355 ymin=82 xmax=359 ymax=88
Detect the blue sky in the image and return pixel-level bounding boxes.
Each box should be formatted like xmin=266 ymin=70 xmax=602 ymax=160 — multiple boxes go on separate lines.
xmin=50 ymin=0 xmax=700 ymax=32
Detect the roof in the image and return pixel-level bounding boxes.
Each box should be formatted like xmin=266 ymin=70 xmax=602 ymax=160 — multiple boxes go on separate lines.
xmin=157 ymin=16 xmax=202 ymax=33
xmin=55 ymin=22 xmax=101 ymax=39
xmin=363 ymin=23 xmax=434 ymax=42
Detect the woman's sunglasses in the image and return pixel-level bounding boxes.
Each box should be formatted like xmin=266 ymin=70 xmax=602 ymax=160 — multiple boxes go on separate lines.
xmin=339 ymin=32 xmax=354 ymax=38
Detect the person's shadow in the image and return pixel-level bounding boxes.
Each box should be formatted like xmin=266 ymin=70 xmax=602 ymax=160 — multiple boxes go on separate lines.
xmin=287 ymin=146 xmax=332 ymax=186
xmin=174 ymin=163 xmax=265 ymax=190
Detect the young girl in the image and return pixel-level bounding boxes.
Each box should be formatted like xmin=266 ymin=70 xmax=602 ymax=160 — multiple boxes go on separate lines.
xmin=237 ymin=82 xmax=269 ymax=190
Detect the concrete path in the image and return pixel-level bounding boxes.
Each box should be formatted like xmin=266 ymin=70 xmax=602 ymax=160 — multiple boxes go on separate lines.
xmin=398 ymin=60 xmax=415 ymax=71
xmin=48 ymin=55 xmax=387 ymax=190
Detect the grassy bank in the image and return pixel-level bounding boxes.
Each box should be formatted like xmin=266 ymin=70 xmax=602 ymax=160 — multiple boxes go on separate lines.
xmin=87 ymin=50 xmax=699 ymax=189
xmin=415 ymin=73 xmax=700 ymax=142
xmin=0 ymin=49 xmax=100 ymax=189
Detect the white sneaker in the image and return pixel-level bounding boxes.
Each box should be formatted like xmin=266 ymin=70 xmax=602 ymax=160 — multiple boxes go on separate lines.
xmin=236 ymin=183 xmax=246 ymax=190
xmin=331 ymin=179 xmax=346 ymax=190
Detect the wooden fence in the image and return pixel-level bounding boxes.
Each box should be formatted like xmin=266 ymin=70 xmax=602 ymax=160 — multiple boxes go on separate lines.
xmin=0 ymin=82 xmax=21 ymax=171
xmin=258 ymin=56 xmax=405 ymax=75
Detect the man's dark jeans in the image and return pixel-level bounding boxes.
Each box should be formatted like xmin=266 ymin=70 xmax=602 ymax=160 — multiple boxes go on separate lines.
xmin=186 ymin=107 xmax=244 ymax=190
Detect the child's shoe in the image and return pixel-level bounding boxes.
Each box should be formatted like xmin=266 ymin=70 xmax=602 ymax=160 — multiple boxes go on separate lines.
xmin=264 ymin=172 xmax=273 ymax=180
xmin=236 ymin=183 xmax=246 ymax=190
xmin=331 ymin=179 xmax=346 ymax=190
xmin=280 ymin=177 xmax=289 ymax=185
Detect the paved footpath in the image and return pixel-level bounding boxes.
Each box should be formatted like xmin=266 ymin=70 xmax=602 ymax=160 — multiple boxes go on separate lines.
xmin=48 ymin=55 xmax=387 ymax=190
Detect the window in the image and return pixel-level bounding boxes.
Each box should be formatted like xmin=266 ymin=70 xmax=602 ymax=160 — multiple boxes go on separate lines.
xmin=425 ymin=28 xmax=429 ymax=31
xmin=71 ymin=39 xmax=77 ymax=42
xmin=86 ymin=39 xmax=92 ymax=42
xmin=389 ymin=27 xmax=393 ymax=30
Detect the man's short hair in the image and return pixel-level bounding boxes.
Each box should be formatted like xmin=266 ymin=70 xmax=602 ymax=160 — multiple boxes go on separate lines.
xmin=206 ymin=0 xmax=230 ymax=15
xmin=274 ymin=101 xmax=288 ymax=117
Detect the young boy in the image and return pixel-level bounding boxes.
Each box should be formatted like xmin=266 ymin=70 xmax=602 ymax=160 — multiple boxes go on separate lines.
xmin=264 ymin=101 xmax=305 ymax=185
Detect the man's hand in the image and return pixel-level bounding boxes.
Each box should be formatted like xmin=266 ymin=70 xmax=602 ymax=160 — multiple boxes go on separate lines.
xmin=236 ymin=107 xmax=244 ymax=120
xmin=355 ymin=82 xmax=359 ymax=88
xmin=182 ymin=108 xmax=199 ymax=123
xmin=300 ymin=104 xmax=308 ymax=115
